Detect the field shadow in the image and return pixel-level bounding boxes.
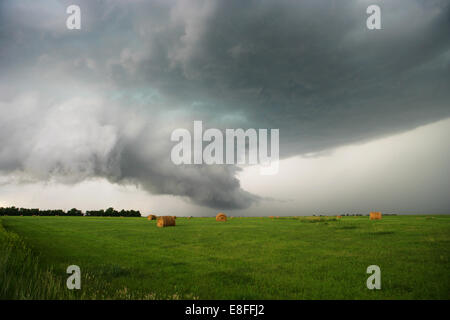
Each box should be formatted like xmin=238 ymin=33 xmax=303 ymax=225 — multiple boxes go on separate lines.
xmin=338 ymin=225 xmax=358 ymax=230
xmin=370 ymin=231 xmax=395 ymax=236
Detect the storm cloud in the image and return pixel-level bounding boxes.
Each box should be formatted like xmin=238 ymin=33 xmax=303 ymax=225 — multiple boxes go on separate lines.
xmin=0 ymin=0 xmax=449 ymax=210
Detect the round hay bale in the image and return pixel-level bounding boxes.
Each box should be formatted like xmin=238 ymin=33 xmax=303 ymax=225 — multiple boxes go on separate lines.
xmin=147 ymin=214 xmax=157 ymax=220
xmin=216 ymin=212 xmax=227 ymax=222
xmin=370 ymin=212 xmax=382 ymax=220
xmin=337 ymin=215 xmax=342 ymax=219
xmin=157 ymin=216 xmax=176 ymax=227
xmin=268 ymin=216 xmax=274 ymax=219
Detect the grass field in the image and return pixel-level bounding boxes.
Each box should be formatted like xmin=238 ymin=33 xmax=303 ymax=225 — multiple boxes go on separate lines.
xmin=1 ymin=215 xmax=449 ymax=299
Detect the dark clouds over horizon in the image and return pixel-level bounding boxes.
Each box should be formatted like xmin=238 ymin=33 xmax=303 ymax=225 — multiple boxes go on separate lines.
xmin=0 ymin=0 xmax=449 ymax=210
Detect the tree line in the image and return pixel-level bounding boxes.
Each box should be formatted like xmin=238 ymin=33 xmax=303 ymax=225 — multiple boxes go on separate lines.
xmin=86 ymin=207 xmax=141 ymax=217
xmin=0 ymin=207 xmax=141 ymax=217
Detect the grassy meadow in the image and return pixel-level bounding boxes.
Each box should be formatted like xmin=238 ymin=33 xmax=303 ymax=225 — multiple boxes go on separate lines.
xmin=0 ymin=215 xmax=449 ymax=299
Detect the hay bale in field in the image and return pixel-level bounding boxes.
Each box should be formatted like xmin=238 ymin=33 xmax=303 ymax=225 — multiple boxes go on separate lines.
xmin=172 ymin=216 xmax=177 ymax=220
xmin=268 ymin=216 xmax=274 ymax=219
xmin=157 ymin=216 xmax=176 ymax=227
xmin=337 ymin=215 xmax=342 ymax=219
xmin=276 ymin=216 xmax=280 ymax=218
xmin=216 ymin=212 xmax=227 ymax=222
xmin=370 ymin=212 xmax=382 ymax=220
xmin=147 ymin=214 xmax=157 ymax=220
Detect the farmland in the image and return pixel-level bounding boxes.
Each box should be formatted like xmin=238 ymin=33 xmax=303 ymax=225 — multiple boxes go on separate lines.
xmin=0 ymin=215 xmax=449 ymax=299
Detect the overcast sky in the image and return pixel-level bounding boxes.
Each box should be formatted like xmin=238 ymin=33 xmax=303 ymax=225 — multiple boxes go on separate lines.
xmin=0 ymin=0 xmax=449 ymax=216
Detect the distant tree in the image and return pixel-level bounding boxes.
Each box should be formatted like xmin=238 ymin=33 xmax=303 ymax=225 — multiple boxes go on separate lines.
xmin=68 ymin=208 xmax=83 ymax=216
xmin=105 ymin=207 xmax=115 ymax=216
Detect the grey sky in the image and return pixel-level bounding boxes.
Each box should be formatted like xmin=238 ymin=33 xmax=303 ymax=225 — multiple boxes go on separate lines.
xmin=0 ymin=0 xmax=449 ymax=214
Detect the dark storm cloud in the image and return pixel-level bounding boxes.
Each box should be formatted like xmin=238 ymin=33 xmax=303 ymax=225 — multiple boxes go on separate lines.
xmin=134 ymin=0 xmax=450 ymax=156
xmin=0 ymin=0 xmax=449 ymax=209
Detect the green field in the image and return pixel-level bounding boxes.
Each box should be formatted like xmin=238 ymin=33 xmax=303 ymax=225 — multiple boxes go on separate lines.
xmin=1 ymin=215 xmax=449 ymax=299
